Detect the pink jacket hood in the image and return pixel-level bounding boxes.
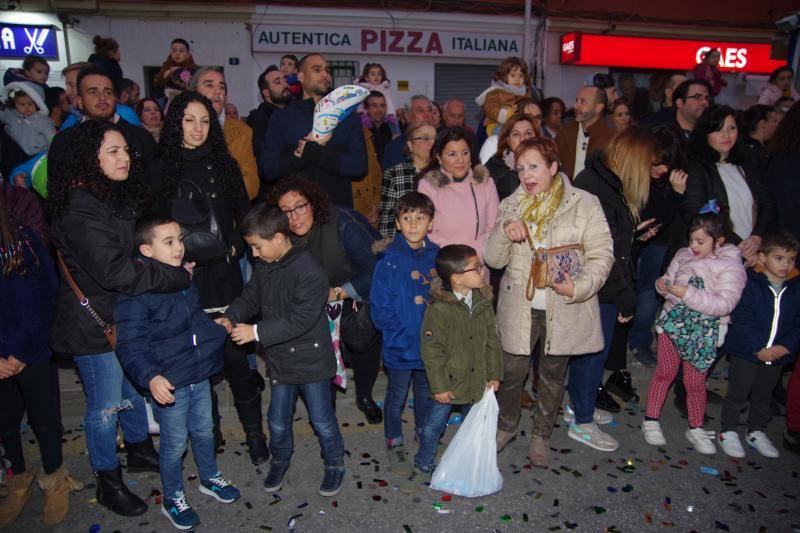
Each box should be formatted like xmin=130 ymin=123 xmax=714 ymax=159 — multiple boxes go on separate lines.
xmin=658 ymin=243 xmax=746 ymax=320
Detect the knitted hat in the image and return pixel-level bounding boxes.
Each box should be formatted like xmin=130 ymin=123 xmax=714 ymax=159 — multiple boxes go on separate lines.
xmin=3 ymin=81 xmax=48 ymax=116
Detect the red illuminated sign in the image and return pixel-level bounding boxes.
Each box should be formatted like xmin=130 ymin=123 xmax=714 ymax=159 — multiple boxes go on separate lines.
xmin=559 ymin=32 xmax=783 ymax=74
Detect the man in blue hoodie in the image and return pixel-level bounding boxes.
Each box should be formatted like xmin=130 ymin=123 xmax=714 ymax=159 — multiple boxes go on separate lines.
xmin=259 ymin=53 xmax=367 ymax=207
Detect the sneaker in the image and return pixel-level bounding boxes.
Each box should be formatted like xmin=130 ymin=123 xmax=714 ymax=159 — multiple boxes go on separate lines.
xmin=567 ymin=422 xmax=619 ymax=452
xmin=161 ymin=491 xmax=200 ymax=530
xmin=399 ymin=467 xmax=429 ymax=495
xmin=387 ymin=445 xmax=411 ymax=476
xmin=746 ymin=431 xmax=780 ymax=458
xmin=562 ymin=404 xmax=614 ymax=425
xmin=718 ymin=431 xmax=745 ymax=458
xmin=529 ymin=435 xmax=550 ymax=468
xmin=641 ymin=420 xmax=666 ymax=446
xmin=630 ymin=347 xmax=657 ymax=368
xmin=685 ymin=428 xmax=716 ymax=454
xmin=604 ymin=370 xmax=640 ymax=402
xmin=199 ymin=472 xmax=240 ymax=503
xmin=263 ymin=461 xmax=290 ymax=493
xmin=319 ymin=465 xmax=345 ymax=497
xmin=595 ymin=386 xmax=621 ymax=413
xmin=495 ymin=429 xmax=516 ymax=452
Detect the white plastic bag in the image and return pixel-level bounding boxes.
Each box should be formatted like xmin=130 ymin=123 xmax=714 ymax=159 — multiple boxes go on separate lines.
xmin=429 ymin=388 xmax=503 ymax=497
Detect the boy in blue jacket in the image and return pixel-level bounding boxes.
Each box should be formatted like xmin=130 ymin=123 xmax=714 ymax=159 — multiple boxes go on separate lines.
xmin=115 ymin=215 xmax=239 ymax=531
xmin=720 ymin=231 xmax=800 ymax=459
xmin=370 ymin=192 xmax=439 ymax=480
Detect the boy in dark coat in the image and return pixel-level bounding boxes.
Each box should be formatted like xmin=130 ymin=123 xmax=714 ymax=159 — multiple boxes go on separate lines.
xmin=370 ymin=192 xmax=439 ymax=477
xmin=719 ymin=231 xmax=800 ymax=459
xmin=115 ymin=215 xmax=239 ymax=530
xmin=220 ymin=203 xmax=346 ymax=497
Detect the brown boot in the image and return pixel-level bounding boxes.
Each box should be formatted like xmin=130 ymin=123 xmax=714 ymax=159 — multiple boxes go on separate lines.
xmin=521 ymin=389 xmax=536 ymax=410
xmin=37 ymin=465 xmax=83 ymax=526
xmin=529 ymin=435 xmax=550 ymax=468
xmin=496 ymin=429 xmax=517 ymax=453
xmin=0 ymin=467 xmax=35 ymax=528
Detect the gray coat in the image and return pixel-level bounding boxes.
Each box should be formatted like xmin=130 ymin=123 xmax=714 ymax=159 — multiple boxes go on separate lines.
xmin=0 ymin=109 xmax=55 ymax=156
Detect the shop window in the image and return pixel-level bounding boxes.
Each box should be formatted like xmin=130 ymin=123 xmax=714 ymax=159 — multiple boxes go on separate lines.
xmin=434 ymin=63 xmax=496 ymax=130
xmin=328 ymin=60 xmax=359 ymax=88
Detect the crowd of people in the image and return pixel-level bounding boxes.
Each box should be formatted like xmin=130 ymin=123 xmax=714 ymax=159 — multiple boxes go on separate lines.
xmin=1 ymin=34 xmax=800 ymax=531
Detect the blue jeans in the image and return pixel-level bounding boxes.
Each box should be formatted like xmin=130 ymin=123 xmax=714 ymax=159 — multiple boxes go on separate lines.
xmin=267 ymin=378 xmax=344 ymax=467
xmin=383 ymin=368 xmax=431 ymax=446
xmin=152 ymin=380 xmax=217 ymax=496
xmin=74 ymin=352 xmax=149 ymax=471
xmin=414 ymin=401 xmax=473 ymax=472
xmin=628 ymin=245 xmax=667 ymax=353
xmin=568 ymin=303 xmax=617 ymax=424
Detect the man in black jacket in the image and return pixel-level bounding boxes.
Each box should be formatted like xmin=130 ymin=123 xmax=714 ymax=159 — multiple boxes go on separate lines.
xmin=47 ymin=66 xmax=157 ymax=189
xmin=246 ymin=65 xmax=292 ymax=165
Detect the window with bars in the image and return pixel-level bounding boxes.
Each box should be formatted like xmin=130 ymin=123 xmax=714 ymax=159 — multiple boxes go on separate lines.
xmin=329 ymin=60 xmax=359 ymax=88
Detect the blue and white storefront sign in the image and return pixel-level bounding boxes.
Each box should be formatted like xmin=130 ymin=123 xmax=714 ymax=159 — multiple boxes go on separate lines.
xmin=0 ymin=23 xmax=58 ymax=59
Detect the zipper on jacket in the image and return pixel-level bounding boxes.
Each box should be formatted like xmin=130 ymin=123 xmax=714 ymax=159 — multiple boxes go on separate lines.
xmin=766 ymin=285 xmax=785 ymax=347
xmin=469 ymin=183 xmax=479 ymax=240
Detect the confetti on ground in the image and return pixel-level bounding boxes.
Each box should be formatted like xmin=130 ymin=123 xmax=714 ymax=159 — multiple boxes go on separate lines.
xmin=500 ymin=514 xmax=511 ymax=522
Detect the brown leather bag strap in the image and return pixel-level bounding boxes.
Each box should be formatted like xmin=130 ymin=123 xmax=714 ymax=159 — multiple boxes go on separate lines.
xmin=56 ymin=250 xmax=113 ymax=331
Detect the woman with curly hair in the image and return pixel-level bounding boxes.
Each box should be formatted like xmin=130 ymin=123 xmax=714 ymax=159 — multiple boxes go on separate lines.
xmin=148 ymin=91 xmax=264 ymax=464
xmin=48 ymin=120 xmax=191 ymax=517
xmin=270 ymin=175 xmax=382 ymax=424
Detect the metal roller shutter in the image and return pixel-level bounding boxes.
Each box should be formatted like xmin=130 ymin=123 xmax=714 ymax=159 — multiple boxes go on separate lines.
xmin=434 ymin=63 xmax=497 ymax=131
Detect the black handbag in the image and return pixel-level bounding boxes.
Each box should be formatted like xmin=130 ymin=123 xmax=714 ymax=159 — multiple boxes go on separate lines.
xmin=171 ymin=179 xmax=230 ymax=266
xmin=340 ymin=301 xmax=381 ymax=353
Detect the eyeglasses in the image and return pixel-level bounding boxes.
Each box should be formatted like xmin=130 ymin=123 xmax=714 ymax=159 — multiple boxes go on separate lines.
xmin=531 ymin=114 xmax=544 ymax=121
xmin=459 ymin=263 xmax=484 ymax=274
xmin=686 ymin=93 xmax=711 ymax=102
xmin=281 ymin=202 xmax=309 ymax=219
xmin=411 ymin=135 xmax=435 ymax=142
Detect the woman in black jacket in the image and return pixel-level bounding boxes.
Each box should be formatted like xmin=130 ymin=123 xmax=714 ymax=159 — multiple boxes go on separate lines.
xmin=684 ymin=104 xmax=776 ymax=265
xmin=571 ymin=127 xmax=660 ymax=444
xmin=150 ymin=91 xmax=267 ymax=465
xmin=765 ymin=101 xmax=800 ymax=242
xmin=48 ymin=121 xmax=191 ymax=517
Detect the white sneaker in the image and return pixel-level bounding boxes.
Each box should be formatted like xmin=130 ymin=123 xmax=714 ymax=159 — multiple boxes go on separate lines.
xmin=685 ymin=428 xmax=716 ymax=455
xmin=568 ymin=422 xmax=619 ymax=452
xmin=718 ymin=431 xmax=745 ymax=458
xmin=746 ymin=431 xmax=780 ymax=458
xmin=562 ymin=404 xmax=614 ymax=425
xmin=641 ymin=420 xmax=666 ymax=446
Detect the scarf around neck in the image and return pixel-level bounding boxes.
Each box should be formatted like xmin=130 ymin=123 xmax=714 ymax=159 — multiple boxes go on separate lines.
xmin=517 ymin=174 xmax=565 ymax=241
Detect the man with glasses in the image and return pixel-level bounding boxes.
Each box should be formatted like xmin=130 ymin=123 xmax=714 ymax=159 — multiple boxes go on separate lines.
xmin=260 ymin=53 xmax=367 ymax=207
xmin=672 ymin=79 xmax=712 ymax=139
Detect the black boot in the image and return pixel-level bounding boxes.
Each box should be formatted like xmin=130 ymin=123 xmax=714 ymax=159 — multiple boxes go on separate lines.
xmin=234 ymin=395 xmax=269 ymax=466
xmin=605 ymin=370 xmax=639 ymax=403
xmin=356 ymin=397 xmax=383 ymax=424
xmin=96 ymin=465 xmax=148 ymax=516
xmin=124 ymin=436 xmax=159 ymax=473
xmin=595 ymin=386 xmax=621 ymax=413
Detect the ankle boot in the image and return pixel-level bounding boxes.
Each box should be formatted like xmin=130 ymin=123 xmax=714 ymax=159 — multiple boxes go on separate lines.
xmin=595 ymin=386 xmax=621 ymax=413
xmin=37 ymin=465 xmax=83 ymax=525
xmin=234 ymin=394 xmax=269 ymax=465
xmin=95 ymin=465 xmax=147 ymax=516
xmin=605 ymin=370 xmax=639 ymax=403
xmin=124 ymin=436 xmax=160 ymax=473
xmin=0 ymin=467 xmax=35 ymax=528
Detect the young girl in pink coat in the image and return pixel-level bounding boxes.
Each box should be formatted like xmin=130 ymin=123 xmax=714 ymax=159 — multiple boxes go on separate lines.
xmin=417 ymin=127 xmax=499 ymax=266
xmin=642 ymin=209 xmax=746 ymax=454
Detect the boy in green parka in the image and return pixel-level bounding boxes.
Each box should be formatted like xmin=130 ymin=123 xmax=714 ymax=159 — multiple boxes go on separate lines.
xmin=401 ymin=244 xmax=503 ymax=493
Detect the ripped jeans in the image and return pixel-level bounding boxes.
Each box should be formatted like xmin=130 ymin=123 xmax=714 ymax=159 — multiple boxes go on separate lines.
xmin=74 ymin=351 xmax=149 ymax=471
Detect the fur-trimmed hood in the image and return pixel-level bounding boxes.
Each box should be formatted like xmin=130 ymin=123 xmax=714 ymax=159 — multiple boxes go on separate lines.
xmin=420 ymin=164 xmax=490 ymax=188
xmin=429 ymin=276 xmax=493 ymax=304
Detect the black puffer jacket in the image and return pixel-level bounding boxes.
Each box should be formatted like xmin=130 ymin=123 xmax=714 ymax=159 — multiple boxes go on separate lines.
xmin=765 ymin=153 xmax=800 ymax=242
xmin=485 ymin=154 xmax=519 ymax=201
xmin=225 ymin=246 xmax=335 ymax=385
xmin=51 ymin=189 xmax=191 ymax=355
xmin=573 ymin=152 xmax=636 ymax=316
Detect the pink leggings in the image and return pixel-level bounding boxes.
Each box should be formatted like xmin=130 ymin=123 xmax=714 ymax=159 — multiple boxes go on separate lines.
xmin=645 ymin=333 xmax=708 ymax=428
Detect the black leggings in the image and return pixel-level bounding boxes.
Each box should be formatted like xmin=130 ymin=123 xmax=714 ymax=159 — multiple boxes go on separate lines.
xmin=0 ymin=361 xmax=63 ymax=474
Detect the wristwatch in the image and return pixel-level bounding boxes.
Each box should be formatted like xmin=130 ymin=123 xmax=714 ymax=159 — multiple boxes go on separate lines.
xmin=334 ymin=287 xmax=343 ymax=301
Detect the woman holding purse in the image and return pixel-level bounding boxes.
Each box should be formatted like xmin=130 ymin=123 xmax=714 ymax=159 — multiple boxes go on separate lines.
xmin=484 ymin=137 xmax=613 ymax=468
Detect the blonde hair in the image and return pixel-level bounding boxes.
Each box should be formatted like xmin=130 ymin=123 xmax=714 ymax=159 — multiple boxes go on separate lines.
xmin=602 ymin=127 xmax=658 ymax=221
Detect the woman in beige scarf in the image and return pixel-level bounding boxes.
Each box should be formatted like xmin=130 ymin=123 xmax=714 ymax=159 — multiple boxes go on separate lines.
xmin=484 ymin=137 xmax=614 ymax=467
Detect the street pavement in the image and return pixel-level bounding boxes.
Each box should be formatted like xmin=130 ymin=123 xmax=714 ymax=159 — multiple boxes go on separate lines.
xmin=7 ymin=357 xmax=800 ymax=532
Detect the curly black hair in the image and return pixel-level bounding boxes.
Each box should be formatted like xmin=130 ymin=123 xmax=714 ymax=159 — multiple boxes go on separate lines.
xmin=157 ymin=90 xmax=247 ymax=222
xmin=46 ymin=120 xmax=152 ymax=217
xmin=770 ymin=101 xmax=800 ymax=156
xmin=267 ymin=175 xmax=331 ymax=226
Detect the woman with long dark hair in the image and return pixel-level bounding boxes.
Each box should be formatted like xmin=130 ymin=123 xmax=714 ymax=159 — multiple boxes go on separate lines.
xmin=48 ymin=120 xmax=190 ymax=517
xmin=150 ymin=91 xmax=266 ymax=464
